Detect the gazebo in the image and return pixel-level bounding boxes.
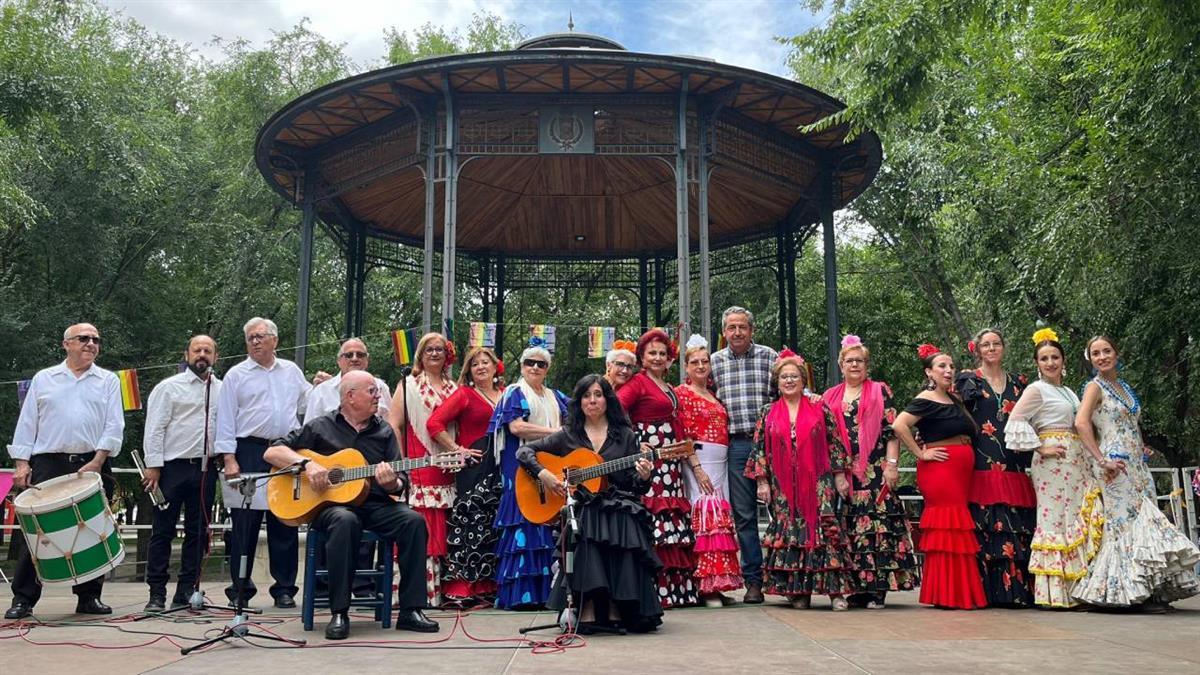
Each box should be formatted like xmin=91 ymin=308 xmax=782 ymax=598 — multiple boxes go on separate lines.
xmin=254 ymin=32 xmax=881 ymax=383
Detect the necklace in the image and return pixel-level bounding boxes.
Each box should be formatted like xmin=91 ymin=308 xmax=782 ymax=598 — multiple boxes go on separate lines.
xmin=1041 ymin=379 xmax=1078 ymax=415
xmin=1097 ymin=377 xmax=1140 ymax=415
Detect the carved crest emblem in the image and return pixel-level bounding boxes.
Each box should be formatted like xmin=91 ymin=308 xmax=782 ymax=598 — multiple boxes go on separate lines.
xmin=547 ymin=112 xmax=585 ymax=151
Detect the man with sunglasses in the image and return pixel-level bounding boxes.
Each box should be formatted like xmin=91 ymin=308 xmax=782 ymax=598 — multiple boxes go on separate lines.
xmin=215 ymin=317 xmax=311 ymax=609
xmin=305 ymin=338 xmax=392 ymax=421
xmin=6 ymin=323 xmax=124 ymax=619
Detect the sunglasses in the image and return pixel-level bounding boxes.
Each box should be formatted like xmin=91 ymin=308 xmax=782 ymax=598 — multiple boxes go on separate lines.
xmin=523 ymin=358 xmax=549 ymax=369
xmin=70 ymin=335 xmax=102 ymax=345
xmin=339 ymin=351 xmax=368 ymax=359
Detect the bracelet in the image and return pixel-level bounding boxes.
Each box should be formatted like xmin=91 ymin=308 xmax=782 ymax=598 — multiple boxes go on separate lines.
xmin=885 ymin=458 xmax=899 ymax=465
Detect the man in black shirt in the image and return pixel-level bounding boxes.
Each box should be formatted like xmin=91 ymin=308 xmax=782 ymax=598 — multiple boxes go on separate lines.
xmin=265 ymin=371 xmax=436 ymax=640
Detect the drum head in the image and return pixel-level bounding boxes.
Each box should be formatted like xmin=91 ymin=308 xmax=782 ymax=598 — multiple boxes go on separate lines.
xmin=13 ymin=472 xmax=102 ymax=513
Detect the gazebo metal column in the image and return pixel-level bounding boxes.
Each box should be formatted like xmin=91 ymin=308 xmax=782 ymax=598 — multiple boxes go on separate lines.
xmin=439 ymin=78 xmax=460 ymax=334
xmin=494 ymin=253 xmax=506 ymax=356
xmin=674 ymin=80 xmax=692 ymax=338
xmin=421 ymin=105 xmax=437 ymax=333
xmin=697 ymin=112 xmax=713 ymax=342
xmin=820 ymin=166 xmax=840 ymax=387
xmin=295 ymin=170 xmax=316 ymax=370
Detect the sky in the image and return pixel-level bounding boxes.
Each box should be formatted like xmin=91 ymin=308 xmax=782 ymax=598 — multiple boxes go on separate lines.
xmin=98 ymin=0 xmax=827 ymax=77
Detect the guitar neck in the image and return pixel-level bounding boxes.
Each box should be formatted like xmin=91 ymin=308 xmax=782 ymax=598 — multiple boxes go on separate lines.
xmin=336 ymin=455 xmax=432 ymax=483
xmin=567 ymin=446 xmax=670 ymax=484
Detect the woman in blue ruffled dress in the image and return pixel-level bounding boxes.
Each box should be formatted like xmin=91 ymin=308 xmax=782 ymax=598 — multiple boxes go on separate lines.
xmin=1072 ymin=336 xmax=1199 ymax=610
xmin=490 ymin=340 xmax=568 ymax=609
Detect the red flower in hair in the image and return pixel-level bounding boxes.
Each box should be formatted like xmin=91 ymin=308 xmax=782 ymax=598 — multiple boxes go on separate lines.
xmin=496 ymin=359 xmax=505 ymax=376
xmin=917 ymin=343 xmax=941 ymax=360
xmin=444 ymin=340 xmax=457 ymax=365
xmin=776 ymin=347 xmax=805 ymax=364
xmin=967 ymin=340 xmax=977 ymax=354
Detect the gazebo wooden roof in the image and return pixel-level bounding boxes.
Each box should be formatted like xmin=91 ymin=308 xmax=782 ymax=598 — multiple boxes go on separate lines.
xmin=255 ymin=38 xmax=881 ymax=259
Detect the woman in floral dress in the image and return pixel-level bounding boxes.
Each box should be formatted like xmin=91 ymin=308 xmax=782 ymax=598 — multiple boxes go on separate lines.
xmin=823 ymin=335 xmax=918 ymax=609
xmin=388 ymin=332 xmax=458 ymax=607
xmin=746 ymin=349 xmax=854 ymax=610
xmin=617 ymin=328 xmax=699 ymax=608
xmin=955 ymin=328 xmax=1036 ymax=607
xmin=1005 ymin=328 xmax=1104 ymax=608
xmin=1072 ymin=336 xmax=1199 ymax=609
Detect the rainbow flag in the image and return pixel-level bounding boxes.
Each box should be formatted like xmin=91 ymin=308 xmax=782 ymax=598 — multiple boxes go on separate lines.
xmin=587 ymin=326 xmax=615 ymax=358
xmin=469 ymin=322 xmax=496 ymax=348
xmin=391 ymin=328 xmax=418 ymax=366
xmin=529 ymin=324 xmax=556 ymax=352
xmin=117 ymin=369 xmax=142 ymax=411
xmin=16 ymin=379 xmax=32 ymax=408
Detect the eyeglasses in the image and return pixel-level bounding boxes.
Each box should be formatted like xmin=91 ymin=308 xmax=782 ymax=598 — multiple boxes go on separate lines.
xmin=842 ymin=358 xmax=866 ymax=365
xmin=612 ymin=362 xmax=635 ymax=371
xmin=424 ymin=346 xmax=446 ymax=354
xmin=70 ymin=335 xmax=101 ymax=345
xmin=339 ymin=351 xmax=368 ymax=359
xmin=687 ymin=358 xmax=710 ymax=366
xmin=247 ymin=333 xmax=274 ymax=344
xmin=779 ymin=374 xmax=803 ymax=382
xmin=523 ymin=359 xmax=549 ymax=369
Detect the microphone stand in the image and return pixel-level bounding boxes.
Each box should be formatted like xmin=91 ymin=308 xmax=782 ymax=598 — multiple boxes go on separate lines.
xmin=180 ymin=550 xmax=303 ymax=654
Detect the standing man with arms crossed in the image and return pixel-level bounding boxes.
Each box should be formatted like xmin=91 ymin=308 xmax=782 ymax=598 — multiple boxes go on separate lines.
xmin=709 ymin=307 xmax=777 ymax=604
xmin=306 ymin=337 xmax=391 ymax=420
xmin=216 ymin=317 xmax=310 ymax=608
xmin=6 ymin=323 xmax=124 ymax=619
xmin=142 ymin=335 xmax=221 ymax=612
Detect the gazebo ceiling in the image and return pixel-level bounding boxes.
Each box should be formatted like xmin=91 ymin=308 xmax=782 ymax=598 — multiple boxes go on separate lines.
xmin=256 ymin=44 xmax=882 ymax=258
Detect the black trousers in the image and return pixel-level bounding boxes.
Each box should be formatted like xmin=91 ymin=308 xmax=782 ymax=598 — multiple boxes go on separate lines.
xmin=310 ymin=500 xmax=427 ymax=614
xmin=11 ymin=452 xmax=114 ymax=607
xmin=224 ymin=437 xmax=298 ymax=603
xmin=145 ymin=458 xmax=217 ymax=601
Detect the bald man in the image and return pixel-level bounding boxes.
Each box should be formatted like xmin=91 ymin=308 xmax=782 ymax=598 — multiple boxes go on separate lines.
xmin=142 ymin=335 xmax=222 ymax=612
xmin=6 ymin=323 xmax=124 ymax=619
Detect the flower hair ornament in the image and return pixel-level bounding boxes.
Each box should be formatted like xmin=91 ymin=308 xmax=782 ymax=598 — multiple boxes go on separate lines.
xmin=685 ymin=333 xmax=709 ymax=351
xmin=444 ymin=339 xmax=457 ymax=365
xmin=841 ymin=334 xmax=863 ymax=349
xmin=917 ymin=343 xmax=941 ymax=360
xmin=612 ymin=339 xmax=636 ymax=353
xmin=967 ymin=340 xmax=977 ymax=354
xmin=776 ymin=347 xmax=805 ymax=365
xmin=495 ymin=359 xmax=505 ymax=376
xmin=1031 ymin=327 xmax=1059 ymax=345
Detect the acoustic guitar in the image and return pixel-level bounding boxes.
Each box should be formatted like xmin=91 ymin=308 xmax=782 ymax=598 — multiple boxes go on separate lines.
xmin=515 ymin=440 xmax=694 ymax=525
xmin=266 ymin=448 xmax=464 ymax=526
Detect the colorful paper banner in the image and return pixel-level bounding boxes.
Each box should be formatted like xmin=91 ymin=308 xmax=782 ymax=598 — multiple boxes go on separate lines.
xmin=391 ymin=328 xmax=419 ymax=366
xmin=529 ymin=324 xmax=557 ymax=352
xmin=587 ymin=326 xmax=615 ymax=358
xmin=117 ymin=369 xmax=142 ymax=411
xmin=469 ymin=322 xmax=497 ymax=348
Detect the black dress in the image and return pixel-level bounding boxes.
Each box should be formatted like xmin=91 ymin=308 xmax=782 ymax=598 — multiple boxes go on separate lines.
xmin=955 ymin=370 xmax=1036 ymax=607
xmin=518 ymin=425 xmax=663 ymax=633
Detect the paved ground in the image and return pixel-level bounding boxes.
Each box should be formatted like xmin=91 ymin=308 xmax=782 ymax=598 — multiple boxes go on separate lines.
xmin=2 ymin=579 xmax=1198 ymax=674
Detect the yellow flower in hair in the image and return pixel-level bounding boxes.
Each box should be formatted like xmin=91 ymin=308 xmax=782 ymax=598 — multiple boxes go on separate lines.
xmin=1031 ymin=327 xmax=1059 ymax=345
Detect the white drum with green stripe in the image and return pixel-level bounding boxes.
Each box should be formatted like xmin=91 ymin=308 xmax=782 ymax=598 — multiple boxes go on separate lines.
xmin=13 ymin=472 xmax=125 ymax=585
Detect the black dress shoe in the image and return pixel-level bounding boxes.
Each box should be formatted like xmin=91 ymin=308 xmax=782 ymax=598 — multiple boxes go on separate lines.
xmin=5 ymin=603 xmax=32 ymax=620
xmin=325 ymin=612 xmax=350 ymax=640
xmin=144 ymin=595 xmax=166 ymax=612
xmin=743 ymin=582 xmax=765 ymax=604
xmin=394 ymin=608 xmax=439 ymax=633
xmin=274 ymin=594 xmax=296 ymax=609
xmin=76 ymin=598 xmax=112 ymax=615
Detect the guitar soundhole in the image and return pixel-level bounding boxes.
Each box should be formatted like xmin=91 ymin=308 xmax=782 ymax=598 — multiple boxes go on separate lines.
xmin=327 ymin=468 xmax=343 ymax=485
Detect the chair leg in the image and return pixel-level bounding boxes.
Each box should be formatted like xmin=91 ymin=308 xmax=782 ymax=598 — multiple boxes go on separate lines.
xmin=302 ymin=530 xmax=319 ymax=632
xmin=381 ymin=542 xmax=394 ymax=628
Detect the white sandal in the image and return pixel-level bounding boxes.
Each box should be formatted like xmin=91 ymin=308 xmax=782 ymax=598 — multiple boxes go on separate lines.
xmin=831 ymin=597 xmax=849 ymax=612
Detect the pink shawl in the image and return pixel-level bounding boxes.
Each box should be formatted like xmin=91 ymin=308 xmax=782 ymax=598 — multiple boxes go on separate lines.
xmin=822 ymin=379 xmax=884 ymax=482
xmin=764 ymin=396 xmax=830 ymax=548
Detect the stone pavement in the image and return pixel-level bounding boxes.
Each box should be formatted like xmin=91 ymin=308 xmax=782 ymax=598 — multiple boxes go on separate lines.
xmin=1 ymin=581 xmax=1198 ymax=674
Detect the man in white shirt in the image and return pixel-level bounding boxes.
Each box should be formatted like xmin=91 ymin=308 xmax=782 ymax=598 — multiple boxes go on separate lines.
xmin=5 ymin=323 xmax=124 ymax=620
xmin=216 ymin=317 xmax=310 ymax=608
xmin=141 ymin=335 xmax=221 ymax=612
xmin=305 ymin=337 xmax=391 ymax=420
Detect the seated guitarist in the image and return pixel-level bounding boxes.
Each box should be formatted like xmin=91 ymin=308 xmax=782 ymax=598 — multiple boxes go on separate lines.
xmin=264 ymin=370 xmax=437 ymax=640
xmin=516 ymin=374 xmax=664 ymax=634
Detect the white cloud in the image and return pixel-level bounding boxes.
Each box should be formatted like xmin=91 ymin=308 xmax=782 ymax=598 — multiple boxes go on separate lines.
xmin=101 ymin=0 xmax=821 ymax=76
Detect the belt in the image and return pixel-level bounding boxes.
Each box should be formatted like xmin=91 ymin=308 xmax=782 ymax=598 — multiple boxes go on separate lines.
xmin=167 ymin=457 xmax=207 ymax=466
xmin=62 ymin=452 xmax=96 ymax=464
xmin=729 ymin=431 xmax=754 ymax=440
xmin=925 ymin=435 xmax=972 ymax=448
xmin=236 ymin=436 xmax=271 ymax=446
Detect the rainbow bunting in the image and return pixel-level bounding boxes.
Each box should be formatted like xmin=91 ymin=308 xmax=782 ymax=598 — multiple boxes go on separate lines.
xmin=529 ymin=324 xmax=557 ymax=352
xmin=469 ymin=322 xmax=497 ymax=348
xmin=16 ymin=379 xmax=32 ymax=408
xmin=587 ymin=326 xmax=615 ymax=358
xmin=117 ymin=369 xmax=142 ymax=411
xmin=391 ymin=328 xmax=418 ymax=366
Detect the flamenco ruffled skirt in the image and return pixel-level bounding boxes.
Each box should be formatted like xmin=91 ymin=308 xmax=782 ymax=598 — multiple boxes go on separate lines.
xmin=691 ymin=494 xmax=743 ymax=594
xmin=761 ymin=512 xmax=855 ymax=598
xmin=637 ymin=421 xmax=699 ymax=608
xmin=969 ymin=469 xmax=1037 ymax=607
xmin=493 ymin=482 xmax=556 ymax=609
xmin=443 ymin=444 xmax=502 ymax=601
xmin=548 ymin=488 xmax=664 ymax=632
xmin=844 ymin=485 xmax=920 ymax=597
xmin=916 ymin=444 xmax=987 ymax=609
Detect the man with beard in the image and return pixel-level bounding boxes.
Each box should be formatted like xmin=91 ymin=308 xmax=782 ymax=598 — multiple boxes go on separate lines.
xmin=142 ymin=335 xmax=222 ymax=612
xmin=6 ymin=323 xmax=124 ymax=619
xmin=216 ymin=317 xmax=311 ymax=608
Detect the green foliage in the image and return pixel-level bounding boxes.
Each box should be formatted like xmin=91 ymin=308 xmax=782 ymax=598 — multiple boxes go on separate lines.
xmin=384 ymin=11 xmax=526 ymax=64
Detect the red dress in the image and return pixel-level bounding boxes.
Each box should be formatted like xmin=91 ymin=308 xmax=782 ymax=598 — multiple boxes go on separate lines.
xmin=618 ymin=372 xmax=698 ymax=608
xmin=906 ymin=398 xmax=987 ymax=609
